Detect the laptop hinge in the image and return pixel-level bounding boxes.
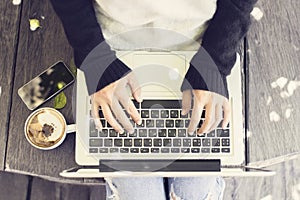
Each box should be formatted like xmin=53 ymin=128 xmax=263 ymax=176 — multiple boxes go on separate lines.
xmin=99 ymin=159 xmax=221 ymax=172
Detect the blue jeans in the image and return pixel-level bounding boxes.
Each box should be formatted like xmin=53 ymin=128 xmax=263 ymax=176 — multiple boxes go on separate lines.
xmin=105 ymin=177 xmax=225 ymax=200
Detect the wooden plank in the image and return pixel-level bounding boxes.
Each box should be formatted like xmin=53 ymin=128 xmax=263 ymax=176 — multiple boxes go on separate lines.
xmin=89 ymin=185 xmax=106 ymax=200
xmin=0 ymin=171 xmax=29 ymax=200
xmin=5 ymin=0 xmax=76 ymax=178
xmin=223 ymin=0 xmax=300 ymax=199
xmin=247 ymin=0 xmax=300 ymax=162
xmin=0 ymin=1 xmax=22 ymax=170
xmin=30 ymin=176 xmax=59 ymax=200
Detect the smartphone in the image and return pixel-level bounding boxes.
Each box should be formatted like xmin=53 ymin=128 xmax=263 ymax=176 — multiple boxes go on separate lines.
xmin=18 ymin=61 xmax=75 ymax=110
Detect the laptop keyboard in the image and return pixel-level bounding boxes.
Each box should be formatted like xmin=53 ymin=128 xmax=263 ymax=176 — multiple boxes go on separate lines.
xmin=88 ymin=100 xmax=231 ymax=155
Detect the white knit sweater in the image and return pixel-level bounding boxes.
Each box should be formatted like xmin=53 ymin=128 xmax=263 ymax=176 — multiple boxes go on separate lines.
xmin=94 ymin=0 xmax=217 ymax=51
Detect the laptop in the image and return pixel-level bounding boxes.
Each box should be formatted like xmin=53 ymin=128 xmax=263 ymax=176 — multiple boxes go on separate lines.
xmin=60 ymin=50 xmax=276 ymax=178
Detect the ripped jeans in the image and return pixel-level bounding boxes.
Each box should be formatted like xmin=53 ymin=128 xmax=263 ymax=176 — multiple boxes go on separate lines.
xmin=105 ymin=176 xmax=225 ymax=200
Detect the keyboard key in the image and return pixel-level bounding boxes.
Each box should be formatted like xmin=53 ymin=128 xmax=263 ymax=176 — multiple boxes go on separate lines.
xmin=178 ymin=129 xmax=186 ymax=137
xmin=222 ymin=139 xmax=230 ymax=146
xmin=163 ymin=139 xmax=172 ymax=147
xmin=173 ymin=139 xmax=181 ymax=147
xmin=221 ymin=148 xmax=230 ymax=153
xmin=202 ymin=139 xmax=211 ymax=147
xmin=134 ymin=139 xmax=142 ymax=147
xmin=181 ymin=148 xmax=190 ymax=153
xmin=110 ymin=148 xmax=119 ymax=153
xmin=153 ymin=139 xmax=162 ymax=147
xmin=161 ymin=148 xmax=170 ymax=153
xmin=137 ymin=120 xmax=145 ymax=128
xmin=99 ymin=148 xmax=108 ymax=153
xmin=129 ymin=129 xmax=137 ymax=137
xmin=183 ymin=139 xmax=191 ymax=147
xmin=104 ymin=139 xmax=113 ymax=147
xmin=180 ymin=111 xmax=188 ymax=118
xmin=151 ymin=148 xmax=160 ymax=153
xmin=207 ymin=130 xmax=216 ymax=137
xmin=144 ymin=139 xmax=152 ymax=147
xmin=188 ymin=132 xmax=196 ymax=137
xmin=168 ymin=129 xmax=176 ymax=137
xmin=89 ymin=148 xmax=98 ymax=153
xmin=89 ymin=139 xmax=103 ymax=147
xmin=185 ymin=120 xmax=190 ymax=128
xmin=141 ymin=110 xmax=149 ymax=118
xmin=160 ymin=110 xmax=169 ymax=118
xmin=139 ymin=129 xmax=147 ymax=137
xmin=124 ymin=139 xmax=132 ymax=147
xmin=109 ymin=129 xmax=118 ymax=137
xmin=193 ymin=139 xmax=201 ymax=147
xmin=166 ymin=120 xmax=174 ymax=128
xmin=197 ymin=133 xmax=206 ymax=137
xmin=119 ymin=132 xmax=128 ymax=137
xmin=175 ymin=120 xmax=184 ymax=128
xmin=156 ymin=120 xmax=164 ymax=128
xmin=170 ymin=110 xmax=179 ymax=118
xmin=217 ymin=129 xmax=230 ymax=137
xmin=151 ymin=110 xmax=159 ymax=118
xmin=100 ymin=119 xmax=106 ymax=127
xmin=212 ymin=148 xmax=220 ymax=153
xmin=114 ymin=139 xmax=123 ymax=147
xmin=89 ymin=120 xmax=98 ymax=137
xmin=99 ymin=129 xmax=108 ymax=137
xmin=120 ymin=148 xmax=129 ymax=153
xmin=141 ymin=148 xmax=149 ymax=153
xmin=191 ymin=148 xmax=200 ymax=153
xmin=130 ymin=148 xmax=139 ymax=153
xmin=171 ymin=148 xmax=180 ymax=153
xmin=149 ymin=129 xmax=157 ymax=137
xmin=212 ymin=139 xmax=220 ymax=146
xmin=201 ymin=148 xmax=210 ymax=153
xmin=158 ymin=129 xmax=167 ymax=137
xmin=146 ymin=119 xmax=155 ymax=128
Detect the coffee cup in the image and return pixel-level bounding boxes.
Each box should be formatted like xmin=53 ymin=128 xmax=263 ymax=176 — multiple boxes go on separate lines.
xmin=24 ymin=107 xmax=76 ymax=150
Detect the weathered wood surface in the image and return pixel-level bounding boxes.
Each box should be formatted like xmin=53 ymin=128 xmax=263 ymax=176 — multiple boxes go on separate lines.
xmin=1 ymin=0 xmax=300 ymax=199
xmin=0 ymin=1 xmax=22 ymax=170
xmin=0 ymin=171 xmax=29 ymax=200
xmin=5 ymin=0 xmax=77 ymax=178
xmin=223 ymin=0 xmax=300 ymax=199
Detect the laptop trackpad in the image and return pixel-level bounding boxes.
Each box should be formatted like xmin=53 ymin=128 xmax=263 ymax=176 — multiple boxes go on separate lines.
xmin=131 ymin=54 xmax=187 ymax=99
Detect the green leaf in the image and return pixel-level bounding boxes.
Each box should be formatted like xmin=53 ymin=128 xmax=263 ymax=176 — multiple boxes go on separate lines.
xmin=54 ymin=92 xmax=67 ymax=109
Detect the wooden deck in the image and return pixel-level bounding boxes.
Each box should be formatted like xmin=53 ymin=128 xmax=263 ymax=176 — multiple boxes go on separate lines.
xmin=0 ymin=0 xmax=300 ymax=199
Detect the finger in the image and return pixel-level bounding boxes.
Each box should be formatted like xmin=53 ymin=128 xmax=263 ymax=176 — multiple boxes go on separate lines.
xmin=188 ymin=99 xmax=205 ymax=135
xmin=128 ymin=74 xmax=143 ymax=102
xmin=119 ymin=97 xmax=142 ymax=125
xmin=198 ymin=103 xmax=215 ymax=134
xmin=111 ymin=98 xmax=134 ymax=134
xmin=208 ymin=104 xmax=223 ymax=132
xmin=91 ymin=97 xmax=103 ymax=131
xmin=101 ymin=103 xmax=124 ymax=134
xmin=181 ymin=90 xmax=192 ymax=115
xmin=222 ymin=101 xmax=231 ymax=129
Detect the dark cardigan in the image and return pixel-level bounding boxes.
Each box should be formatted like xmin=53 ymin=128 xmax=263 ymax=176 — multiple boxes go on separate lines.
xmin=50 ymin=0 xmax=257 ymax=98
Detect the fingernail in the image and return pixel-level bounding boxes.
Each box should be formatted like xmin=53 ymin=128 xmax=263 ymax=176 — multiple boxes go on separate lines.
xmin=128 ymin=129 xmax=134 ymax=134
xmin=188 ymin=132 xmax=194 ymax=136
xmin=137 ymin=119 xmax=142 ymax=125
xmin=118 ymin=129 xmax=124 ymax=134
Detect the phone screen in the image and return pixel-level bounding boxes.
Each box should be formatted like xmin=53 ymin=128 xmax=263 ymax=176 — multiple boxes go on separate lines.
xmin=18 ymin=61 xmax=75 ymax=110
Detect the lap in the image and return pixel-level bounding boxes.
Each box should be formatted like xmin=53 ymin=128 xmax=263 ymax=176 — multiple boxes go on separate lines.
xmin=105 ymin=176 xmax=225 ymax=200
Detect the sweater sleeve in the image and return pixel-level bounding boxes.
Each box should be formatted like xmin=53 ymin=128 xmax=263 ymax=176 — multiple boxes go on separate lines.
xmin=50 ymin=0 xmax=131 ymax=95
xmin=181 ymin=0 xmax=257 ymax=98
